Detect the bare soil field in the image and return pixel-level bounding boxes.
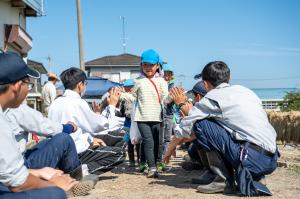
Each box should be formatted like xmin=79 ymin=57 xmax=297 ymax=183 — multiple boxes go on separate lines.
xmin=74 ymin=144 xmax=300 ymax=199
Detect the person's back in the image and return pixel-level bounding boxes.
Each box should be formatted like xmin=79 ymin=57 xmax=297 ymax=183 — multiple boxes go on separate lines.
xmin=42 ymin=73 xmax=59 ymax=115
xmin=170 ymin=61 xmax=278 ymax=196
xmin=202 ymin=84 xmax=277 ymax=153
xmin=42 ymin=81 xmax=55 ymax=104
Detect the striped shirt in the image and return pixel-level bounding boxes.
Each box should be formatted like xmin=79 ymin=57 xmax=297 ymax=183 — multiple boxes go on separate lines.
xmin=133 ymin=76 xmax=170 ymax=122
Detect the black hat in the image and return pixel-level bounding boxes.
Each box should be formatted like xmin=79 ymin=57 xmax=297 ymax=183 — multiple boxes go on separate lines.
xmin=194 ymin=73 xmax=202 ymax=79
xmin=0 ymin=52 xmax=40 ymax=85
xmin=192 ymin=81 xmax=207 ymax=97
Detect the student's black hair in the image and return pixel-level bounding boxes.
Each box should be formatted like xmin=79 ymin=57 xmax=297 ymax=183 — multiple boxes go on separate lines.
xmin=0 ymin=84 xmax=9 ymax=94
xmin=60 ymin=67 xmax=87 ymax=90
xmin=201 ymin=61 xmax=230 ymax=87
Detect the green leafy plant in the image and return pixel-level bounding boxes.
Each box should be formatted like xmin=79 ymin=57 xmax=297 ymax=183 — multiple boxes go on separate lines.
xmin=280 ymin=92 xmax=300 ymax=111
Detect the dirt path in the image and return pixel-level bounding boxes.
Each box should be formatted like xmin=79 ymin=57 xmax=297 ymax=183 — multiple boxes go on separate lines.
xmin=74 ymin=146 xmax=300 ymax=199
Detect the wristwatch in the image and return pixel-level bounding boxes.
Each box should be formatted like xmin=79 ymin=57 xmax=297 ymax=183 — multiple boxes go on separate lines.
xmin=178 ymin=102 xmax=186 ymax=110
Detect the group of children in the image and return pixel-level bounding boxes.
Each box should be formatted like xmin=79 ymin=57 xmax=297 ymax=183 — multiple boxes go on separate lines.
xmin=0 ymin=49 xmax=279 ymax=198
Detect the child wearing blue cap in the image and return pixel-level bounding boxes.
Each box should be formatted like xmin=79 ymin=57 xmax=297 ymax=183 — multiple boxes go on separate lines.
xmin=120 ymin=79 xmax=141 ymax=167
xmin=132 ymin=49 xmax=171 ymax=178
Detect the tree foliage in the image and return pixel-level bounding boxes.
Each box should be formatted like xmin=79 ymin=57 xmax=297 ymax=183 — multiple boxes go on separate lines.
xmin=281 ymin=92 xmax=300 ymax=111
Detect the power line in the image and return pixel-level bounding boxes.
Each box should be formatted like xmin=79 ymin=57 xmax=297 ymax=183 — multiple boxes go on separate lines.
xmin=174 ymin=75 xmax=300 ymax=81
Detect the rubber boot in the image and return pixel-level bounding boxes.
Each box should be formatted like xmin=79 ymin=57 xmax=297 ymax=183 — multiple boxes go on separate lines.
xmin=191 ymin=150 xmax=217 ymax=185
xmin=197 ymin=151 xmax=235 ymax=194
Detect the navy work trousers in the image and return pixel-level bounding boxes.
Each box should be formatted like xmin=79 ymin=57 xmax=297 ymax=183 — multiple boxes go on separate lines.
xmin=24 ymin=133 xmax=81 ymax=173
xmin=193 ymin=119 xmax=278 ymax=181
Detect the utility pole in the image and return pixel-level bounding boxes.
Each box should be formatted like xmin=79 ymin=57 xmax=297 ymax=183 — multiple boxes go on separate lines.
xmin=120 ymin=16 xmax=127 ymax=54
xmin=76 ymin=0 xmax=85 ymax=70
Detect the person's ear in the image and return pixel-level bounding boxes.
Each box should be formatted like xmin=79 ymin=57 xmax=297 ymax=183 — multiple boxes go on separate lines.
xmin=10 ymin=81 xmax=22 ymax=92
xmin=203 ymin=80 xmax=214 ymax=91
xmin=203 ymin=80 xmax=209 ymax=91
xmin=76 ymin=81 xmax=82 ymax=90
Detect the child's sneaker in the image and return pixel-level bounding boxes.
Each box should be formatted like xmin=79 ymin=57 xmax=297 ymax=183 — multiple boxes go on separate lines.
xmin=147 ymin=167 xmax=159 ymax=178
xmin=139 ymin=162 xmax=149 ymax=173
xmin=157 ymin=162 xmax=166 ymax=172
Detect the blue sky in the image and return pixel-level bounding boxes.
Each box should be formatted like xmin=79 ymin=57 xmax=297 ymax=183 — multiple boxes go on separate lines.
xmin=27 ymin=0 xmax=300 ymax=89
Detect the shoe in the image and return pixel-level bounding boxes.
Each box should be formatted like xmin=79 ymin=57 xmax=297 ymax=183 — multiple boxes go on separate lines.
xmin=157 ymin=162 xmax=166 ymax=172
xmin=196 ymin=176 xmax=226 ymax=194
xmin=191 ymin=169 xmax=217 ymax=185
xmin=69 ymin=165 xmax=83 ymax=181
xmin=67 ymin=180 xmax=94 ymax=197
xmin=147 ymin=168 xmax=159 ymax=178
xmin=82 ymin=174 xmax=99 ymax=187
xmin=139 ymin=162 xmax=149 ymax=173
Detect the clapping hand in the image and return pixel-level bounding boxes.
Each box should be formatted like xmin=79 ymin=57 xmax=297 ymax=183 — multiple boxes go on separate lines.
xmin=170 ymin=87 xmax=187 ymax=105
xmin=107 ymin=88 xmax=121 ymax=107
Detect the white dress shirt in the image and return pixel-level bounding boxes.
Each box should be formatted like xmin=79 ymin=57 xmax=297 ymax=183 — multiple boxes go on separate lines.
xmin=0 ymin=106 xmax=28 ymax=187
xmin=177 ymin=83 xmax=277 ymax=153
xmin=42 ymin=81 xmax=57 ymax=114
xmin=48 ymin=89 xmax=121 ymax=153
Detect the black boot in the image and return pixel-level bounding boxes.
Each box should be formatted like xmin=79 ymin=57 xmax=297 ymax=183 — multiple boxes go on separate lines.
xmin=197 ymin=151 xmax=236 ymax=194
xmin=191 ymin=150 xmax=217 ymax=185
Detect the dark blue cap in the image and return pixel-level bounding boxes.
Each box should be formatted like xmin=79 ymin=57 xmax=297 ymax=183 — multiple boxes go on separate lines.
xmin=194 ymin=73 xmax=202 ymax=79
xmin=0 ymin=52 xmax=40 ymax=85
xmin=192 ymin=81 xmax=207 ymax=96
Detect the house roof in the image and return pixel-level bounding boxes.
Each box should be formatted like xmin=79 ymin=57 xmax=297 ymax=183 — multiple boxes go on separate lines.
xmin=27 ymin=59 xmax=48 ymax=74
xmin=85 ymin=53 xmax=140 ymax=68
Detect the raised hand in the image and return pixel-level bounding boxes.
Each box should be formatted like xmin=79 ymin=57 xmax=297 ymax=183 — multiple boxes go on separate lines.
xmin=92 ymin=101 xmax=101 ymax=113
xmin=107 ymin=88 xmax=121 ymax=107
xmin=170 ymin=87 xmax=187 ymax=105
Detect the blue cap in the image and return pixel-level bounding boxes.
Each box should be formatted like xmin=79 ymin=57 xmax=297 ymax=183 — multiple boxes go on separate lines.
xmin=192 ymin=81 xmax=207 ymax=96
xmin=141 ymin=49 xmax=160 ymax=64
xmin=123 ymin=79 xmax=135 ymax=87
xmin=0 ymin=52 xmax=40 ymax=85
xmin=162 ymin=64 xmax=174 ymax=72
xmin=158 ymin=57 xmax=164 ymax=66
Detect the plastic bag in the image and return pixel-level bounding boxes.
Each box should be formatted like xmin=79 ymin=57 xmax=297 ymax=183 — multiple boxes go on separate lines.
xmin=129 ymin=101 xmax=142 ymax=144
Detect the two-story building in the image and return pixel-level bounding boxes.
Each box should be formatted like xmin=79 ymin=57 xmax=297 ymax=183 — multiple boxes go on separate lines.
xmin=85 ymin=53 xmax=141 ymax=83
xmin=1 ymin=0 xmax=45 ymax=110
xmin=0 ymin=0 xmax=44 ymax=54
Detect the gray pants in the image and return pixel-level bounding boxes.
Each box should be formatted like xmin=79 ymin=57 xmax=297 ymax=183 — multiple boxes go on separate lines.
xmin=163 ymin=116 xmax=174 ymax=154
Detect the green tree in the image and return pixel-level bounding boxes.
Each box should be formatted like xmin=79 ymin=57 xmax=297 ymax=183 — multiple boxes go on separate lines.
xmin=281 ymin=92 xmax=300 ymax=111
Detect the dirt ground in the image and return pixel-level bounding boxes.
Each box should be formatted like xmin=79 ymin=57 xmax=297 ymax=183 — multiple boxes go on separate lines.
xmin=74 ymin=144 xmax=300 ymax=199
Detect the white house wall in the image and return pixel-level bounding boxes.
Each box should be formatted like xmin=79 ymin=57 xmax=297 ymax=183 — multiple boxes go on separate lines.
xmin=0 ymin=0 xmax=26 ymax=52
xmin=89 ymin=66 xmax=140 ymax=82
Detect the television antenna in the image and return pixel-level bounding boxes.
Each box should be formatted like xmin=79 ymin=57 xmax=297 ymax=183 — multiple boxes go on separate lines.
xmin=120 ymin=16 xmax=128 ymax=54
xmin=44 ymin=55 xmax=52 ymax=73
